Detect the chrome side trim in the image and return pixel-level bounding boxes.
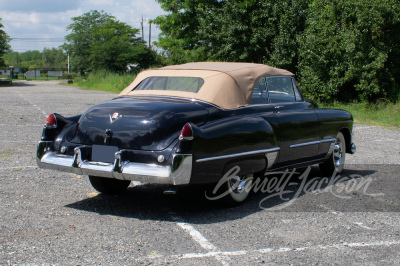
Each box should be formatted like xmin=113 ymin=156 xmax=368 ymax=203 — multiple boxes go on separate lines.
xmin=290 ymin=138 xmax=336 ymax=148
xmin=290 ymin=140 xmax=321 ymax=148
xmin=196 ymin=147 xmax=280 ymax=163
xmin=321 ymin=138 xmax=337 ymax=143
xmin=37 ymin=141 xmax=193 ymax=185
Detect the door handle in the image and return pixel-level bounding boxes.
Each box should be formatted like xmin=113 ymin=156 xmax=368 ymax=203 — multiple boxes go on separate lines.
xmin=274 ymin=106 xmax=284 ymax=109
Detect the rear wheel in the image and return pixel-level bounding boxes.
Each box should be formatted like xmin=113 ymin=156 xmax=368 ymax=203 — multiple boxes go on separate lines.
xmin=319 ymin=132 xmax=346 ymax=176
xmin=206 ymin=173 xmax=254 ymax=206
xmin=89 ymin=176 xmax=131 ymax=194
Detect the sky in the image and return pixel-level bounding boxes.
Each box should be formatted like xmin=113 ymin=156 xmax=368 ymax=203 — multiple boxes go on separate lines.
xmin=0 ymin=0 xmax=168 ymax=52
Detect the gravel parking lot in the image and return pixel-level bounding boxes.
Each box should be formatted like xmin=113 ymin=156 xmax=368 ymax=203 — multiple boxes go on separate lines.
xmin=1 ymin=81 xmax=399 ymax=265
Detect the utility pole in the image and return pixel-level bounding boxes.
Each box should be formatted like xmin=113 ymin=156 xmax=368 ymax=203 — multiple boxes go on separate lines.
xmin=140 ymin=15 xmax=144 ymax=41
xmin=149 ymin=22 xmax=152 ymax=48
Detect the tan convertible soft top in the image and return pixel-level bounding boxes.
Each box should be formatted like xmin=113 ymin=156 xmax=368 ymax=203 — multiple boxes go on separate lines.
xmin=119 ymin=62 xmax=294 ymax=109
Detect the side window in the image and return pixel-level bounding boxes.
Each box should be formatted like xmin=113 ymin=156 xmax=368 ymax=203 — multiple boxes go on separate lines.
xmin=292 ymin=79 xmax=304 ymax=102
xmin=266 ymin=77 xmax=296 ymax=103
xmin=250 ymin=78 xmax=268 ymax=105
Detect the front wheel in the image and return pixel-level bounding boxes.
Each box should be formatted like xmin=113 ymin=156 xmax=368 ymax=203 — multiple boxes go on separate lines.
xmin=319 ymin=132 xmax=346 ymax=176
xmin=89 ymin=176 xmax=131 ymax=194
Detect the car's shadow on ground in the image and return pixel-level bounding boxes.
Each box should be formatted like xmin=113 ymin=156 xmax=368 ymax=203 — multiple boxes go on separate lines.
xmin=7 ymin=81 xmax=36 ymax=87
xmin=65 ymin=164 xmax=399 ymax=223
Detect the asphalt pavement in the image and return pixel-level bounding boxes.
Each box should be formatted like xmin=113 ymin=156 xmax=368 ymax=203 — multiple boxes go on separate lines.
xmin=0 ymin=81 xmax=399 ymax=265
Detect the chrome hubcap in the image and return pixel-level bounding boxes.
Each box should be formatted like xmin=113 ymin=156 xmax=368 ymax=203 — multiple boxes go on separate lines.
xmin=333 ymin=141 xmax=343 ymax=167
xmin=229 ymin=176 xmax=249 ymax=194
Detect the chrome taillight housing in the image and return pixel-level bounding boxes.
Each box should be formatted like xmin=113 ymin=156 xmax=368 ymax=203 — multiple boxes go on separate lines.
xmin=45 ymin=114 xmax=57 ymax=128
xmin=179 ymin=123 xmax=194 ymax=141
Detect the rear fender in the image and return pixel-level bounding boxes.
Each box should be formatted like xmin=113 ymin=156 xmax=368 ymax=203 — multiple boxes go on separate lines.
xmin=185 ymin=116 xmax=277 ymax=184
xmin=47 ymin=115 xmax=81 ymax=153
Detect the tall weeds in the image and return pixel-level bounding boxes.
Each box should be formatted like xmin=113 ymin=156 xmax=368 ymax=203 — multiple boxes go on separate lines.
xmin=74 ymin=70 xmax=136 ymax=94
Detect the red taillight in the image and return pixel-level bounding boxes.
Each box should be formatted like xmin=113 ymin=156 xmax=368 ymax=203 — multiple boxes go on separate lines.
xmin=45 ymin=114 xmax=57 ymax=128
xmin=179 ymin=123 xmax=194 ymax=141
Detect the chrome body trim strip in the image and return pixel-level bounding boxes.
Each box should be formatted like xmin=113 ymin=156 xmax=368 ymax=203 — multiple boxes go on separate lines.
xmin=37 ymin=141 xmax=192 ymax=185
xmin=290 ymin=138 xmax=336 ymax=148
xmin=196 ymin=147 xmax=280 ymax=163
xmin=290 ymin=140 xmax=321 ymax=148
xmin=321 ymin=138 xmax=337 ymax=143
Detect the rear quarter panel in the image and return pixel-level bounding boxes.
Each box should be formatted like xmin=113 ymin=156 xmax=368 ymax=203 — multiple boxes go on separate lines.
xmin=315 ymin=109 xmax=354 ymax=157
xmin=188 ymin=114 xmax=278 ymax=184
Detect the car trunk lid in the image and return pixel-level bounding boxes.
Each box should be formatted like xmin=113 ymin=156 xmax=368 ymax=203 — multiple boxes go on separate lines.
xmin=70 ymin=96 xmax=209 ymax=151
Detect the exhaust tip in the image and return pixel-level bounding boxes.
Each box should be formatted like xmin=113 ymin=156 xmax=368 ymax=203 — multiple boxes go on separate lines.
xmin=164 ymin=189 xmax=177 ymax=195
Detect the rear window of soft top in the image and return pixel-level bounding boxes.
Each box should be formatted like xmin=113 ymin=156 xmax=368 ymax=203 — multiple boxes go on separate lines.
xmin=134 ymin=77 xmax=205 ymax=93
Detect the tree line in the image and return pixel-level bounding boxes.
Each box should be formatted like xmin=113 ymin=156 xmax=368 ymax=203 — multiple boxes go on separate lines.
xmin=5 ymin=48 xmax=67 ymax=72
xmin=153 ymin=0 xmax=400 ymax=103
xmin=1 ymin=0 xmax=400 ymax=103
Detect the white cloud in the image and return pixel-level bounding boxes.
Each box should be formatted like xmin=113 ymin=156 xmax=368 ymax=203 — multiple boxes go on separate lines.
xmin=84 ymin=0 xmax=116 ymax=6
xmin=0 ymin=0 xmax=167 ymax=52
xmin=0 ymin=0 xmax=81 ymax=13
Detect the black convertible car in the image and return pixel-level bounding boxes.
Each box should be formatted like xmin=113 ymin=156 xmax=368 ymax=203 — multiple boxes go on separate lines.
xmin=37 ymin=62 xmax=356 ymax=205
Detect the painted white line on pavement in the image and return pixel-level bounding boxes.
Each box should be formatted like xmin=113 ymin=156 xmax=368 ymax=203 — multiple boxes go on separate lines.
xmin=0 ymin=166 xmax=36 ymax=170
xmin=0 ymin=124 xmax=43 ymax=127
xmin=176 ymin=222 xmax=219 ymax=252
xmin=164 ymin=240 xmax=400 ymax=261
xmin=17 ymin=92 xmax=47 ymax=116
xmin=169 ymin=212 xmax=230 ymax=266
xmin=320 ymin=205 xmax=377 ymax=230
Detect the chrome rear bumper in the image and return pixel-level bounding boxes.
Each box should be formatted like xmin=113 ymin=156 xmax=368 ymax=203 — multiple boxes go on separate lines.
xmin=36 ymin=141 xmax=192 ymax=185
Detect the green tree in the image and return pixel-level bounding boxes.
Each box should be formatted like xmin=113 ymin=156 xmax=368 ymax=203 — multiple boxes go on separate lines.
xmin=153 ymin=0 xmax=308 ymax=71
xmin=196 ymin=0 xmax=308 ymax=71
xmin=153 ymin=0 xmax=222 ymax=65
xmin=298 ymin=0 xmax=400 ymax=102
xmin=42 ymin=48 xmax=67 ymax=71
xmin=63 ymin=10 xmax=150 ymax=74
xmin=0 ymin=18 xmax=11 ymax=68
xmin=5 ymin=49 xmax=68 ymax=72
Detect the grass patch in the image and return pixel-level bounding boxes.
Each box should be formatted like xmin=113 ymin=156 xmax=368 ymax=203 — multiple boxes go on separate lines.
xmin=73 ymin=70 xmax=136 ymax=94
xmin=320 ymin=102 xmax=400 ymax=127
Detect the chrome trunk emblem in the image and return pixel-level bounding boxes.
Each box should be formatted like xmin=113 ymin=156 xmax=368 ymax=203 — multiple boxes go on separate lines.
xmin=109 ymin=113 xmax=122 ymax=124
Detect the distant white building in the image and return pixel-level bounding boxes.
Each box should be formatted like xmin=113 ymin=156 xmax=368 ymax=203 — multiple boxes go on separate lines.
xmin=0 ymin=70 xmax=11 ymax=76
xmin=25 ymin=70 xmax=41 ymax=78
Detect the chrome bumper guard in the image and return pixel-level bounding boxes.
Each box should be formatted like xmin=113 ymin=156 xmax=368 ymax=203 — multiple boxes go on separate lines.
xmin=350 ymin=133 xmax=356 ymax=154
xmin=36 ymin=141 xmax=192 ymax=185
xmin=350 ymin=143 xmax=356 ymax=154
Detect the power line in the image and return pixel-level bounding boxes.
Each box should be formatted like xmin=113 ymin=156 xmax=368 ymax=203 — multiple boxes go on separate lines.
xmin=12 ymin=38 xmax=64 ymax=40
xmin=2 ymin=20 xmax=69 ymax=25
xmin=11 ymin=38 xmax=65 ymax=43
